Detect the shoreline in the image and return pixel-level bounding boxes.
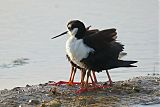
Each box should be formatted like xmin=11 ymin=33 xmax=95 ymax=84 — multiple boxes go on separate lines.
xmin=0 ymin=75 xmax=159 ymax=107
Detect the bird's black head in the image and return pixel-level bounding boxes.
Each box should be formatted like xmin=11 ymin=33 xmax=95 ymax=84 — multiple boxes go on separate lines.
xmin=67 ymin=20 xmax=86 ymax=39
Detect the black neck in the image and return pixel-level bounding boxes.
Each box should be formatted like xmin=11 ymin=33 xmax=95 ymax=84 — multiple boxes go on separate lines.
xmin=75 ymin=28 xmax=86 ymax=39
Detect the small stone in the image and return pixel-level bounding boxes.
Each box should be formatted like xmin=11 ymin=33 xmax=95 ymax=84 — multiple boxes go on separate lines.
xmin=133 ymin=86 xmax=140 ymax=92
xmin=11 ymin=87 xmax=21 ymax=91
xmin=48 ymin=81 xmax=55 ymax=83
xmin=28 ymin=99 xmax=40 ymax=105
xmin=44 ymin=83 xmax=48 ymax=86
xmin=41 ymin=103 xmax=46 ymax=107
xmin=46 ymin=100 xmax=61 ymax=107
xmin=19 ymin=104 xmax=33 ymax=107
xmin=50 ymin=87 xmax=61 ymax=95
xmin=26 ymin=84 xmax=31 ymax=87
xmin=137 ymin=80 xmax=142 ymax=84
xmin=39 ymin=84 xmax=43 ymax=86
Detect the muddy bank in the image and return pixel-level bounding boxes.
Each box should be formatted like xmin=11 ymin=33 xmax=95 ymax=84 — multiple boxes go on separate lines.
xmin=0 ymin=75 xmax=159 ymax=107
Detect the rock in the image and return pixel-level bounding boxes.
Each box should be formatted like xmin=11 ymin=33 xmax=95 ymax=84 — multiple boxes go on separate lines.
xmin=11 ymin=87 xmax=21 ymax=91
xmin=132 ymin=86 xmax=140 ymax=92
xmin=26 ymin=84 xmax=31 ymax=87
xmin=28 ymin=99 xmax=40 ymax=105
xmin=48 ymin=81 xmax=55 ymax=83
xmin=49 ymin=87 xmax=61 ymax=96
xmin=141 ymin=97 xmax=160 ymax=105
xmin=43 ymin=100 xmax=61 ymax=107
xmin=0 ymin=89 xmax=9 ymax=94
xmin=19 ymin=104 xmax=34 ymax=107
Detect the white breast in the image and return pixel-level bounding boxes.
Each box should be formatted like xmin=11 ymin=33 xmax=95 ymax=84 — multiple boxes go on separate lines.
xmin=66 ymin=36 xmax=94 ymax=68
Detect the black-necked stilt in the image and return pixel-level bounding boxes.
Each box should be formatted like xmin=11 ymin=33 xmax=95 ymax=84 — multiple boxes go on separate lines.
xmin=52 ymin=20 xmax=137 ymax=92
xmin=52 ymin=25 xmax=99 ymax=87
xmin=66 ymin=26 xmax=100 ymax=87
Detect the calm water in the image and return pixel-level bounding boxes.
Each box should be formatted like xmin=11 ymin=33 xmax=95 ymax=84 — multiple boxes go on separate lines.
xmin=0 ymin=0 xmax=159 ymax=90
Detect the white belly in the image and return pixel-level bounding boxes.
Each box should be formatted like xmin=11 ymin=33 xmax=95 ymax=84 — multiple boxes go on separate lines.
xmin=66 ymin=36 xmax=94 ymax=68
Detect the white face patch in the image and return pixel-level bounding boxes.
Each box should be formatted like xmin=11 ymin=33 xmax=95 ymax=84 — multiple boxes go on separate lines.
xmin=68 ymin=28 xmax=78 ymax=36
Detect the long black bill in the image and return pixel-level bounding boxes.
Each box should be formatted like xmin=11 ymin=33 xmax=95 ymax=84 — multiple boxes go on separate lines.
xmin=51 ymin=31 xmax=68 ymax=39
xmin=51 ymin=25 xmax=91 ymax=39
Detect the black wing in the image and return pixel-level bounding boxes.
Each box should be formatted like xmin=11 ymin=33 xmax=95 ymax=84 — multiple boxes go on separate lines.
xmin=85 ymin=29 xmax=99 ymax=36
xmin=83 ymin=28 xmax=117 ymax=51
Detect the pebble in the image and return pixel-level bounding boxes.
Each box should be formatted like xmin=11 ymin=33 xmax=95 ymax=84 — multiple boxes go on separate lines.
xmin=42 ymin=100 xmax=61 ymax=107
xmin=28 ymin=99 xmax=40 ymax=105
xmin=26 ymin=84 xmax=31 ymax=87
xmin=19 ymin=104 xmax=34 ymax=107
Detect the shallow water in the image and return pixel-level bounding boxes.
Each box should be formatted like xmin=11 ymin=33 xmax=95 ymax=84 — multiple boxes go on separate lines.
xmin=0 ymin=0 xmax=159 ymax=90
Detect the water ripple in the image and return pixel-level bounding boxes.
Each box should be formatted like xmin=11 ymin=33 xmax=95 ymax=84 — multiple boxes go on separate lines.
xmin=0 ymin=58 xmax=29 ymax=69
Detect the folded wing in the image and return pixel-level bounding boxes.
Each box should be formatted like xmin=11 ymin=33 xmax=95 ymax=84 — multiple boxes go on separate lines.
xmin=83 ymin=28 xmax=117 ymax=51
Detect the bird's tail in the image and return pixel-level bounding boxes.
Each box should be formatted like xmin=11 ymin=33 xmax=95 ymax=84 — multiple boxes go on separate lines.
xmin=117 ymin=60 xmax=138 ymax=67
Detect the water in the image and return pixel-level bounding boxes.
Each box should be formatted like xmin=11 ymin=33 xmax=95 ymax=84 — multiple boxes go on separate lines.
xmin=0 ymin=0 xmax=159 ymax=90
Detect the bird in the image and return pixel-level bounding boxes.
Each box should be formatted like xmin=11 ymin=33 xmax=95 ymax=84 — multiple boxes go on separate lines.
xmin=52 ymin=26 xmax=99 ymax=87
xmin=52 ymin=25 xmax=123 ymax=88
xmin=66 ymin=27 xmax=127 ymax=87
xmin=52 ymin=20 xmax=137 ymax=92
xmin=67 ymin=26 xmax=100 ymax=87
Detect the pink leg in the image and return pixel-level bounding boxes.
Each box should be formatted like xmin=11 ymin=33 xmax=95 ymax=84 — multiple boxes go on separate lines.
xmin=89 ymin=73 xmax=94 ymax=85
xmin=92 ymin=71 xmax=98 ymax=83
xmin=80 ymin=69 xmax=86 ymax=87
xmin=106 ymin=70 xmax=112 ymax=86
xmin=49 ymin=66 xmax=80 ymax=86
xmin=70 ymin=67 xmax=77 ymax=83
xmin=76 ymin=70 xmax=91 ymax=94
xmin=69 ymin=66 xmax=74 ymax=82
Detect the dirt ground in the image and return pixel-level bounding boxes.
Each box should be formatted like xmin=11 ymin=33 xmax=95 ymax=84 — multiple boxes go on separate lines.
xmin=0 ymin=75 xmax=159 ymax=107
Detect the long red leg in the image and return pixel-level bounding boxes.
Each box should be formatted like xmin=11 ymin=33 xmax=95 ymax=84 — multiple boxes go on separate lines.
xmin=89 ymin=73 xmax=94 ymax=84
xmin=49 ymin=66 xmax=79 ymax=86
xmin=85 ymin=70 xmax=91 ymax=88
xmin=70 ymin=67 xmax=77 ymax=83
xmin=69 ymin=66 xmax=74 ymax=82
xmin=92 ymin=71 xmax=98 ymax=83
xmin=68 ymin=66 xmax=77 ymax=85
xmin=76 ymin=70 xmax=91 ymax=94
xmin=106 ymin=70 xmax=112 ymax=86
xmin=76 ymin=70 xmax=101 ymax=94
xmin=80 ymin=69 xmax=86 ymax=87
